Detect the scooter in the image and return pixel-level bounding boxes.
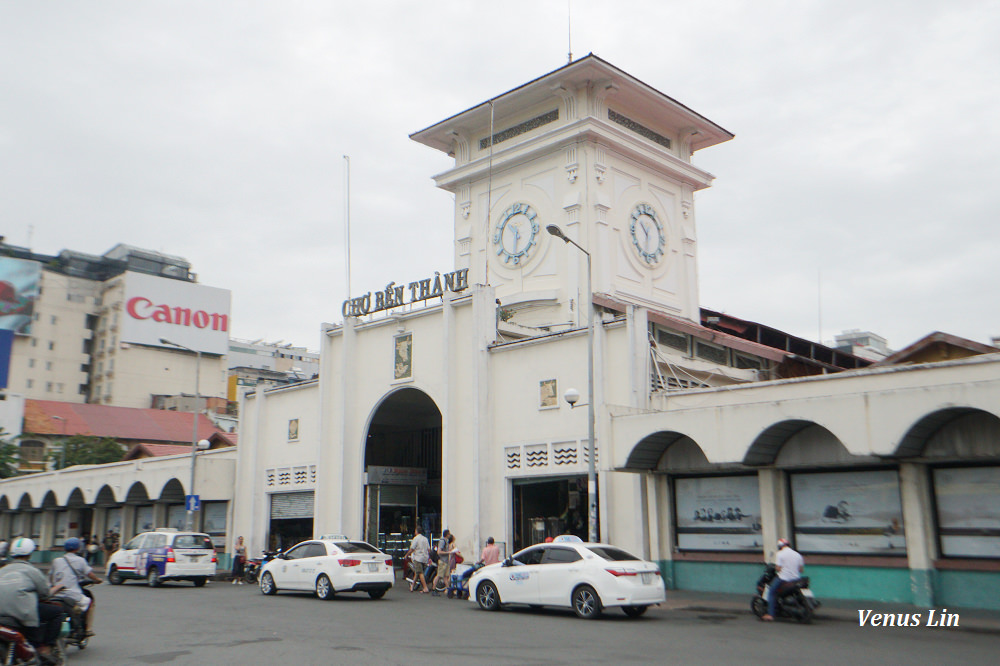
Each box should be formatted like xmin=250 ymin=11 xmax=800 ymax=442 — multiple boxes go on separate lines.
xmin=243 ymin=550 xmax=279 ymax=585
xmin=751 ymin=563 xmax=820 ymax=623
xmin=0 ymin=624 xmax=42 ymax=665
xmin=55 ymin=580 xmax=96 ymax=651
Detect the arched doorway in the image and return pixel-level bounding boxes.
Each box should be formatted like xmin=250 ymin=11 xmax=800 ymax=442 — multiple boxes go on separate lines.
xmin=363 ymin=388 xmax=442 ymax=560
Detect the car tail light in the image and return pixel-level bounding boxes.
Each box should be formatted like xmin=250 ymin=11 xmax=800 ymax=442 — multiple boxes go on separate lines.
xmin=385 ymin=558 xmax=393 ymax=567
xmin=211 ymin=552 xmax=218 ymax=563
xmin=165 ymin=547 xmax=175 ymax=563
xmin=604 ymin=567 xmax=638 ymax=577
xmin=339 ymin=559 xmax=361 ymax=567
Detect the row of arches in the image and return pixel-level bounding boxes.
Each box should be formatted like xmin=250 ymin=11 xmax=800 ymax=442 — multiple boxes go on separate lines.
xmin=0 ymin=479 xmax=189 ymax=513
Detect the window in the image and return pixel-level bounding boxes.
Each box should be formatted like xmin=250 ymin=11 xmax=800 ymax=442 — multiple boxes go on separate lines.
xmin=45 ymin=361 xmax=52 ymax=371
xmin=28 ymin=359 xmax=35 ymax=368
xmin=172 ymin=535 xmax=213 ymax=550
xmin=656 ymin=328 xmax=689 ymax=353
xmin=735 ymin=354 xmax=763 ymax=371
xmin=26 ymin=379 xmax=33 ymax=389
xmin=19 ymin=441 xmax=45 ymax=462
xmin=585 ymin=546 xmax=643 ymax=561
xmin=45 ymin=382 xmax=53 ymax=392
xmin=513 ymin=547 xmax=545 ymax=565
xmin=541 ymin=547 xmax=582 ymax=564
xmin=51 ymin=315 xmax=57 ymax=325
xmin=284 ymin=543 xmax=313 ymax=560
xmin=694 ymin=340 xmax=728 ymax=365
xmin=48 ymin=341 xmax=54 ymax=351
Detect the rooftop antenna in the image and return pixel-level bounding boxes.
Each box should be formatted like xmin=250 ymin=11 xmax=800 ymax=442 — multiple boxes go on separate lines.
xmin=485 ymin=100 xmax=495 ymax=286
xmin=567 ymin=0 xmax=573 ymax=63
xmin=344 ymin=155 xmax=352 ymax=304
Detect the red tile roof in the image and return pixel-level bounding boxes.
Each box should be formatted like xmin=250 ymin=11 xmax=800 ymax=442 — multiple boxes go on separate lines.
xmin=23 ymin=400 xmax=223 ymax=443
xmin=122 ymin=443 xmax=194 ymax=460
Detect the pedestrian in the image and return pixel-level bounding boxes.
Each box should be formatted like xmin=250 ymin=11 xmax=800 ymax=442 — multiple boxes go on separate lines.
xmin=231 ymin=536 xmax=247 ymax=585
xmin=479 ymin=536 xmax=500 ymax=566
xmin=0 ymin=537 xmax=8 ymax=561
xmin=102 ymin=530 xmax=116 ymax=562
xmin=85 ymin=536 xmax=100 ymax=565
xmin=404 ymin=525 xmax=430 ymax=593
xmin=434 ymin=532 xmax=455 ymax=594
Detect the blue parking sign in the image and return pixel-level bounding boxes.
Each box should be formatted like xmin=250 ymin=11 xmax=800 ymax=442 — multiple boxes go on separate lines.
xmin=185 ymin=495 xmax=201 ymax=512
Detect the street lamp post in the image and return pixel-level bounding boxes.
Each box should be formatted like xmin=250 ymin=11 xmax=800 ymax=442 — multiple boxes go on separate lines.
xmin=51 ymin=415 xmax=67 ymax=470
xmin=546 ymin=224 xmax=598 ymax=543
xmin=160 ymin=338 xmax=203 ymax=531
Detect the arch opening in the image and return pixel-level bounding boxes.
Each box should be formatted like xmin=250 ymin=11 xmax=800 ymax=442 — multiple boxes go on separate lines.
xmin=362 ymin=387 xmax=442 ymax=560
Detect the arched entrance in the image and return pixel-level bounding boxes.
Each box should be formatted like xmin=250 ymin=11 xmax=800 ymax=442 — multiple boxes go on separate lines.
xmin=363 ymin=388 xmax=442 ymax=559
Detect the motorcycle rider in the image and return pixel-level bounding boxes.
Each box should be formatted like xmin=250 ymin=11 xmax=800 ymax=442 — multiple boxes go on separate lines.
xmin=50 ymin=537 xmax=102 ymax=637
xmin=762 ymin=538 xmax=804 ymax=621
xmin=0 ymin=537 xmax=66 ymax=664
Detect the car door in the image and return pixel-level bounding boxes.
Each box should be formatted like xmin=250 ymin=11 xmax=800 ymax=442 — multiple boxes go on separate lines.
xmin=117 ymin=534 xmax=149 ymax=578
xmin=273 ymin=542 xmax=311 ymax=589
xmin=295 ymin=543 xmax=329 ymax=588
xmin=537 ymin=546 xmax=583 ymax=607
xmin=496 ymin=546 xmax=544 ymax=605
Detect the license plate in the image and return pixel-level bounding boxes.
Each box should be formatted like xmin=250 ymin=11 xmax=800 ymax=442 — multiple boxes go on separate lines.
xmin=641 ymin=572 xmax=654 ymax=585
xmin=366 ymin=562 xmax=378 ymax=572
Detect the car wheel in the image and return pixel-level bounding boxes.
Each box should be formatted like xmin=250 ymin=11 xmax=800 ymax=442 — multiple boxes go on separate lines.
xmin=315 ymin=574 xmax=334 ymax=600
xmin=622 ymin=605 xmax=648 ymax=618
xmin=77 ymin=636 xmax=89 ymax=650
xmin=476 ymin=581 xmax=501 ymax=611
xmin=751 ymin=595 xmax=767 ymax=618
xmin=572 ymin=585 xmax=602 ymax=619
xmin=192 ymin=577 xmax=207 ymax=587
xmin=260 ymin=571 xmax=277 ymax=596
xmin=107 ymin=565 xmax=123 ymax=586
xmin=367 ymin=589 xmax=386 ymax=600
xmin=147 ymin=567 xmax=161 ymax=588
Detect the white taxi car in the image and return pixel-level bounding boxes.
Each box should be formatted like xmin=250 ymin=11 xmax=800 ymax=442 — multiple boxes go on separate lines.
xmin=106 ymin=529 xmax=217 ymax=587
xmin=469 ymin=539 xmax=665 ymax=619
xmin=258 ymin=537 xmax=394 ymax=600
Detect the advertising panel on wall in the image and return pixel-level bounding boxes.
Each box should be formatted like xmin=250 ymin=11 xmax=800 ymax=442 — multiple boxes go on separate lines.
xmin=121 ymin=272 xmax=231 ymax=355
xmin=0 ymin=257 xmax=41 ymax=336
xmin=791 ymin=469 xmax=906 ymax=554
xmin=934 ymin=466 xmax=1000 ymax=558
xmin=674 ymin=475 xmax=763 ymax=551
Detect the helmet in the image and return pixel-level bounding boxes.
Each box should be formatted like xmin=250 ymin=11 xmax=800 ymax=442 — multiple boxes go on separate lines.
xmin=64 ymin=537 xmax=83 ymax=552
xmin=777 ymin=538 xmax=790 ymax=549
xmin=9 ymin=537 xmax=37 ymax=558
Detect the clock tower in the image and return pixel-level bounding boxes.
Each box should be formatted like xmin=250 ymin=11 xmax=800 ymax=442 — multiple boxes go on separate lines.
xmin=410 ymin=55 xmax=732 ymax=329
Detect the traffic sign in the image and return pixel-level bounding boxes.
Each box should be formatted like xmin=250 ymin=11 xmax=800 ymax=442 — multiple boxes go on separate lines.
xmin=185 ymin=494 xmax=201 ymax=512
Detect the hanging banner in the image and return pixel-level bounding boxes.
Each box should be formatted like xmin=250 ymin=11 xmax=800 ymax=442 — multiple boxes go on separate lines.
xmin=0 ymin=257 xmax=41 ymax=335
xmin=791 ymin=469 xmax=906 ymax=554
xmin=674 ymin=476 xmax=763 ymax=551
xmin=934 ymin=466 xmax=1000 ymax=558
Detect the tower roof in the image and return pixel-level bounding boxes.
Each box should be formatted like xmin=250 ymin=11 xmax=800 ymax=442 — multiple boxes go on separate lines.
xmin=410 ymin=53 xmax=733 ymax=155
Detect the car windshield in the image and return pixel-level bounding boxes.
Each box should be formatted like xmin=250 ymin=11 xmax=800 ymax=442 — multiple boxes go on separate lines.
xmin=585 ymin=546 xmax=641 ymax=562
xmin=335 ymin=541 xmax=381 ymax=554
xmin=173 ymin=535 xmax=214 ymax=549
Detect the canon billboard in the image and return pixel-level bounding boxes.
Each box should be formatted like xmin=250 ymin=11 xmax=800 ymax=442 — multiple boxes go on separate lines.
xmin=121 ymin=272 xmax=231 ymax=355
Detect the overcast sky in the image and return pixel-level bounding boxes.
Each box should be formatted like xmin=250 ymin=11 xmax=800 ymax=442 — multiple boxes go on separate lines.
xmin=3 ymin=1 xmax=998 ymax=353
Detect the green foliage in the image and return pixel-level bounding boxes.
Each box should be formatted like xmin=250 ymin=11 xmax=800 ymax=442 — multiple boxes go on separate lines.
xmin=48 ymin=435 xmax=125 ymax=470
xmin=0 ymin=429 xmax=20 ymax=478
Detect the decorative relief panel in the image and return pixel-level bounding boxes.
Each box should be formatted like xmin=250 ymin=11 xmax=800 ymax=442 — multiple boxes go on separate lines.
xmin=552 ymin=442 xmax=578 ymax=466
xmin=506 ymin=447 xmax=522 ymax=470
xmin=525 ymin=444 xmax=549 ymax=468
xmin=265 ymin=464 xmax=318 ymax=489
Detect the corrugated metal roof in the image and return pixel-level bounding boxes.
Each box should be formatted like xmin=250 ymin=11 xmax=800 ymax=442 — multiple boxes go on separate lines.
xmin=23 ymin=400 xmax=223 ymax=442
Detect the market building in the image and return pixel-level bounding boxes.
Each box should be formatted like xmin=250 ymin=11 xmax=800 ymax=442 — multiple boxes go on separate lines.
xmin=230 ymin=55 xmax=1000 ymax=609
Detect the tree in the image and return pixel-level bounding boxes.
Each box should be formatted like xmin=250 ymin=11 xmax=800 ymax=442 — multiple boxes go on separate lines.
xmin=0 ymin=428 xmax=20 ymax=478
xmin=48 ymin=435 xmax=125 ymax=469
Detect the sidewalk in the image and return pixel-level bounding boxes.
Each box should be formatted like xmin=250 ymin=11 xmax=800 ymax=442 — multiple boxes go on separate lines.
xmin=660 ymin=589 xmax=1000 ymax=634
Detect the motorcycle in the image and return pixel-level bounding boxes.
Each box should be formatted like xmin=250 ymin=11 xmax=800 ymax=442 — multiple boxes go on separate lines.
xmin=0 ymin=625 xmax=41 ymax=666
xmin=751 ymin=563 xmax=820 ymax=623
xmin=51 ymin=580 xmax=96 ymax=653
xmin=243 ymin=550 xmax=279 ymax=585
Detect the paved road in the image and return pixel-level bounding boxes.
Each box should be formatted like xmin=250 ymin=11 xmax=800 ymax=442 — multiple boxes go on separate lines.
xmin=66 ymin=576 xmax=998 ymax=665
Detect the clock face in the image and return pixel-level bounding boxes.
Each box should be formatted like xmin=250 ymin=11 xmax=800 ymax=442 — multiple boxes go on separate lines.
xmin=629 ymin=203 xmax=665 ymax=265
xmin=494 ymin=203 xmax=539 ymax=265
